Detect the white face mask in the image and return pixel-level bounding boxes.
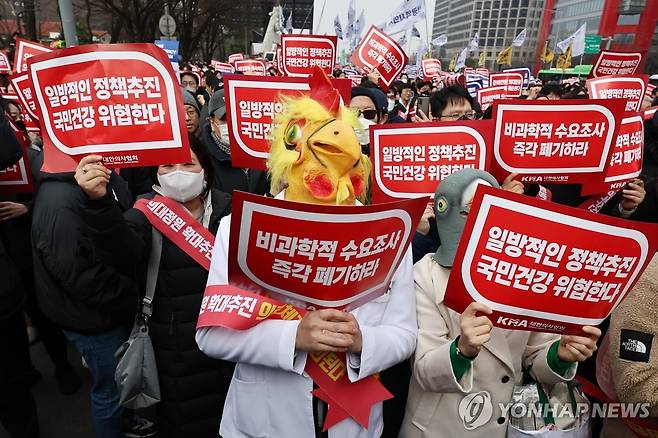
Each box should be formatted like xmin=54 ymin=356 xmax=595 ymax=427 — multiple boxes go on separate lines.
xmin=185 ymin=85 xmax=197 ymax=94
xmin=157 ymin=169 xmax=205 ymax=203
xmin=387 ymin=98 xmax=395 ymax=111
xmin=355 ymin=116 xmax=376 ymax=146
xmin=219 ymin=124 xmax=229 ymax=141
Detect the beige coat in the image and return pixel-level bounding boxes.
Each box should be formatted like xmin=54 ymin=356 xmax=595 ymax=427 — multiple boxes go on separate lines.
xmin=400 ymin=254 xmax=577 ymax=438
xmin=601 ymin=255 xmax=658 ymax=438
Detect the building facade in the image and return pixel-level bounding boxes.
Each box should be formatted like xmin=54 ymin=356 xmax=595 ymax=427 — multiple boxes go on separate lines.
xmin=432 ymin=0 xmax=546 ymax=70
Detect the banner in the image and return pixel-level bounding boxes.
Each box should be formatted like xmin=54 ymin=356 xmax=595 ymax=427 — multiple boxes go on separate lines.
xmin=370 ymin=121 xmax=492 ymax=203
xmin=224 ymin=75 xmax=352 ymax=169
xmin=228 ymin=53 xmax=244 ymax=65
xmin=580 ymin=115 xmax=643 ymax=196
xmin=9 ymin=73 xmax=39 ymax=121
xmin=233 ymin=59 xmax=267 ymax=76
xmin=13 ymin=38 xmax=52 ymax=74
xmin=490 ymin=99 xmax=626 ymax=184
xmin=589 ymin=50 xmax=645 ymax=78
xmin=644 ymin=106 xmax=657 ymax=121
xmin=586 ymin=75 xmax=648 ymax=113
xmin=0 ymin=120 xmax=33 ymax=193
xmin=444 ymin=185 xmax=658 ymax=335
xmin=153 ymin=40 xmax=179 ymax=62
xmin=347 ymin=74 xmax=362 ymax=87
xmin=350 ymin=26 xmax=408 ymax=90
xmin=421 ymin=58 xmax=441 ymax=80
xmin=489 ymin=72 xmax=523 ymax=97
xmin=228 ymin=191 xmax=426 ymax=310
xmin=382 ymin=0 xmax=426 ymax=35
xmin=0 ymin=51 xmax=10 ymax=74
xmin=276 ymin=45 xmax=283 ymax=74
xmin=502 ymin=67 xmax=531 ymax=88
xmin=477 ymin=85 xmax=508 ymax=111
xmin=281 ymin=35 xmax=337 ymax=77
xmin=211 ymin=60 xmax=234 ymax=74
xmin=28 ymin=43 xmax=190 ymax=173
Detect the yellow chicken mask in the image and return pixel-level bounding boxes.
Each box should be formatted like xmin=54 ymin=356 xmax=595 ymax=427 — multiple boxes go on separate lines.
xmin=268 ymin=67 xmax=371 ymax=206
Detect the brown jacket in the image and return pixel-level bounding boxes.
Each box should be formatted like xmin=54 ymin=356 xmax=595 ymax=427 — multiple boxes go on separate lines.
xmin=601 ymin=255 xmax=658 ymax=437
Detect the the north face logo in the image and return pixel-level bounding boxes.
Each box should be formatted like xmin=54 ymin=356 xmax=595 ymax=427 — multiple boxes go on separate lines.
xmin=622 ymin=339 xmax=647 ymax=354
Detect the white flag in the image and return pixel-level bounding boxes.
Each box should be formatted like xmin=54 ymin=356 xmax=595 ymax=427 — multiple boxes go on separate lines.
xmin=397 ymin=34 xmax=408 ymax=47
xmin=432 ymin=34 xmax=447 ymax=46
xmin=345 ymin=0 xmax=356 ymax=40
xmin=353 ymin=10 xmax=365 ymax=38
xmin=334 ymin=15 xmax=343 ymax=39
xmin=455 ymin=47 xmax=468 ymax=70
xmin=512 ymin=28 xmax=527 ymax=47
xmin=557 ymin=23 xmax=586 ymax=56
xmin=384 ymin=0 xmax=426 ymax=35
xmin=285 ymin=12 xmax=293 ymax=34
xmin=469 ymin=32 xmax=479 ymax=54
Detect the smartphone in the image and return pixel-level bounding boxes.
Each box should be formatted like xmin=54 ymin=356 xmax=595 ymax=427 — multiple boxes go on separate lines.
xmin=417 ymin=96 xmax=430 ymax=118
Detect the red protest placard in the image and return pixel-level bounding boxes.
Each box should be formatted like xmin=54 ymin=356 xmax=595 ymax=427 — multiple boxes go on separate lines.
xmin=211 ymin=60 xmax=234 ymax=74
xmin=0 ymin=119 xmax=33 ymax=193
xmin=9 ymin=73 xmax=39 ymax=121
xmin=645 ymin=106 xmax=657 ymax=121
xmin=489 ymin=72 xmax=523 ymax=97
xmin=350 ymin=26 xmax=408 ymax=90
xmin=13 ymin=38 xmax=52 ymax=74
xmin=647 ymin=83 xmax=656 ymax=97
xmin=580 ymin=115 xmax=643 ymax=196
xmin=475 ymin=68 xmax=490 ymax=77
xmin=224 ymin=75 xmax=352 ymax=169
xmin=281 ymin=35 xmax=337 ymax=77
xmin=491 ymin=99 xmax=626 ymax=184
xmin=370 ymin=121 xmax=493 ymax=203
xmin=228 ymin=191 xmax=427 ymax=310
xmin=347 ymin=74 xmax=362 ymax=87
xmin=0 ymin=51 xmax=11 ymax=74
xmin=234 ymin=59 xmax=266 ymax=76
xmin=444 ymin=185 xmax=658 ymax=335
xmin=589 ymin=50 xmax=646 ymax=78
xmin=228 ymin=53 xmax=244 ymax=65
xmin=421 ymin=59 xmax=442 ymax=80
xmin=477 ymin=85 xmax=508 ymax=111
xmin=28 ymin=43 xmax=190 ymax=173
xmin=586 ymin=75 xmax=648 ymax=113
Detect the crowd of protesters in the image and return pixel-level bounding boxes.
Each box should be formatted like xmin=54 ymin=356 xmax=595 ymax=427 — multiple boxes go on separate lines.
xmin=0 ymin=40 xmax=658 ymax=438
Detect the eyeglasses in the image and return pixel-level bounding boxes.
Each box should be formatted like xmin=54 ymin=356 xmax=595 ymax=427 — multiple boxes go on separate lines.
xmin=181 ymin=80 xmax=197 ymax=87
xmin=357 ymin=109 xmax=378 ymax=121
xmin=439 ymin=111 xmax=477 ymax=121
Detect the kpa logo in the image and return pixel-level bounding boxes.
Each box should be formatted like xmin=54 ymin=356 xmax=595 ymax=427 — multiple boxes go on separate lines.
xmin=458 ymin=391 xmax=493 ymax=430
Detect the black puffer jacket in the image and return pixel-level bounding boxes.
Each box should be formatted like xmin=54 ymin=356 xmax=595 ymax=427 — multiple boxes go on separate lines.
xmin=81 ymin=188 xmax=234 ymax=438
xmin=31 ymin=156 xmax=138 ymax=333
xmin=199 ymin=122 xmax=270 ymax=195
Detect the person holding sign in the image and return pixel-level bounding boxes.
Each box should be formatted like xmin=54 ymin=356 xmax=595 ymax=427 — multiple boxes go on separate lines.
xmin=74 ymin=138 xmax=234 ymax=438
xmin=196 ymin=68 xmax=417 ymax=438
xmin=400 ymin=169 xmax=600 ymax=438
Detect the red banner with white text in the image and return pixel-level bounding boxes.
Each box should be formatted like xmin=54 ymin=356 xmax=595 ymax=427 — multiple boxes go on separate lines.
xmin=589 ymin=50 xmax=645 ymax=79
xmin=489 ymin=72 xmax=523 ymax=97
xmin=281 ymin=35 xmax=337 ymax=77
xmin=586 ymin=75 xmax=648 ymax=113
xmin=350 ymin=26 xmax=408 ymax=90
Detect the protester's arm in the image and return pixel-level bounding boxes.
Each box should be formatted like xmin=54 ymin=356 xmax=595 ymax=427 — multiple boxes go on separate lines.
xmin=525 ymin=332 xmax=577 ymax=384
xmin=345 ymin=250 xmax=418 ymax=382
xmin=33 ymin=205 xmax=138 ymax=315
xmin=0 ymin=110 xmax=22 ymax=169
xmin=413 ymin=273 xmax=474 ymax=393
xmin=196 ymin=216 xmax=307 ymax=374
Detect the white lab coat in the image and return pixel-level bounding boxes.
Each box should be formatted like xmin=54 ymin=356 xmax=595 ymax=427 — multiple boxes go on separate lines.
xmin=195 ymin=193 xmax=418 ymax=438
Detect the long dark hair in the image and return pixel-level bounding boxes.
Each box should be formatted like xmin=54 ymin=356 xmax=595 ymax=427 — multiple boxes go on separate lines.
xmin=149 ymin=134 xmax=215 ymax=195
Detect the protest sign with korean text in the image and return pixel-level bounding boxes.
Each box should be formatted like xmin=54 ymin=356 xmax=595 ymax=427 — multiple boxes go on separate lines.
xmin=491 ymin=99 xmax=626 ymax=184
xmin=581 ymin=115 xmax=643 ymax=196
xmin=589 ymin=50 xmax=645 ymax=78
xmin=475 ymin=68 xmax=490 ymax=77
xmin=586 ymin=75 xmax=647 ymax=112
xmin=421 ymin=58 xmax=442 ymax=80
xmin=9 ymin=73 xmax=40 ymax=121
xmin=228 ymin=53 xmax=244 ymax=65
xmin=28 ymin=43 xmax=190 ymax=172
xmin=503 ymin=67 xmax=531 ymax=88
xmin=0 ymin=51 xmax=10 ymax=74
xmin=234 ymin=59 xmax=266 ymax=76
xmin=228 ymin=191 xmax=427 ymax=310
xmin=224 ymin=75 xmax=352 ymax=169
xmin=0 ymin=118 xmax=33 ymax=193
xmin=444 ymin=185 xmax=658 ymax=335
xmin=489 ymin=72 xmax=523 ymax=97
xmin=211 ymin=60 xmax=234 ymax=74
xmin=370 ymin=121 xmax=493 ymax=203
xmin=281 ymin=35 xmax=337 ymax=77
xmin=645 ymin=106 xmax=657 ymax=121
xmin=477 ymin=85 xmax=508 ymax=111
xmin=350 ymin=26 xmax=408 ymax=90
xmin=13 ymin=38 xmax=52 ymax=74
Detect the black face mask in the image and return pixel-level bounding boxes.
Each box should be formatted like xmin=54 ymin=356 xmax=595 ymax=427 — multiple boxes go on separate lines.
xmin=361 ymin=143 xmax=370 ymax=156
